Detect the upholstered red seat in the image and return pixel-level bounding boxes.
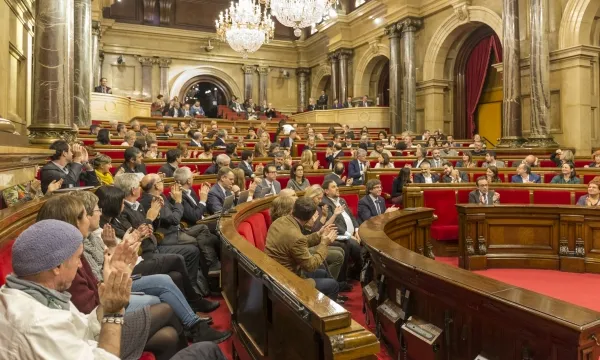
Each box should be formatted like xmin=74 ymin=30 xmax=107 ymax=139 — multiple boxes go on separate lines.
xmin=583 ymin=174 xmax=597 ymax=184
xmin=341 ymin=193 xmax=359 ymax=217
xmin=575 ymin=191 xmax=588 ymax=203
xmin=277 ymin=176 xmax=290 ymax=189
xmin=305 ymin=174 xmax=325 ymax=187
xmin=498 ymin=189 xmax=530 ymax=204
xmin=97 ymin=150 xmax=125 ymax=160
xmin=245 ymin=213 xmax=268 ymax=251
xmin=259 ymin=209 xmax=272 ymax=228
xmin=237 ymin=222 xmax=257 ymax=247
xmin=392 ymin=160 xmax=412 ymax=168
xmin=378 ymin=174 xmax=396 ymax=198
xmin=539 ymin=160 xmax=555 ymax=167
xmin=533 ymin=190 xmax=571 ymax=205
xmin=146 ymin=164 xmax=162 ymax=174
xmin=456 ymin=189 xmax=471 ymax=204
xmin=423 ymin=190 xmax=458 ymax=241
xmin=0 ymin=239 xmax=15 ymax=286
xmin=542 ymin=173 xmax=557 ymax=183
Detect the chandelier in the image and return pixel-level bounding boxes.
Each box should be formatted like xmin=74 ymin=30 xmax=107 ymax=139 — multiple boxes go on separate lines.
xmin=262 ymin=0 xmax=337 ymax=37
xmin=216 ymin=0 xmax=275 ymax=58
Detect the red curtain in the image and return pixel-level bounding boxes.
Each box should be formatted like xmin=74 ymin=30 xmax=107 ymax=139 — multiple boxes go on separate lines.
xmin=465 ymin=34 xmax=502 ymax=137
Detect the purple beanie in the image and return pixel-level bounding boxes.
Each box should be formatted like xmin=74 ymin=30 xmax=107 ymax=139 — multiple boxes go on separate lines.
xmin=12 ymin=219 xmax=83 ymax=277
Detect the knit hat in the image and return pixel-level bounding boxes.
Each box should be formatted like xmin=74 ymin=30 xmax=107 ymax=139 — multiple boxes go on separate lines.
xmin=12 ymin=219 xmax=83 ymax=277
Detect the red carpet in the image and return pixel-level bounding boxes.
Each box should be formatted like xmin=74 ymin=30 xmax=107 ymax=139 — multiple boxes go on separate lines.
xmin=206 ymin=295 xmax=233 ymax=359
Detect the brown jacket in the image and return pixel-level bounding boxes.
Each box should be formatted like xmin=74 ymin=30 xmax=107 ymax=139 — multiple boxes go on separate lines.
xmin=265 ymin=215 xmax=328 ymax=276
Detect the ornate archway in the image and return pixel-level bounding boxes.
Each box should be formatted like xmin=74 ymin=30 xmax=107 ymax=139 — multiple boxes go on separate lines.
xmin=170 ymin=66 xmax=243 ymax=105
xmin=310 ymin=65 xmax=332 ymax=100
xmin=559 ymin=0 xmax=600 ymax=48
xmin=353 ymin=43 xmax=390 ymax=97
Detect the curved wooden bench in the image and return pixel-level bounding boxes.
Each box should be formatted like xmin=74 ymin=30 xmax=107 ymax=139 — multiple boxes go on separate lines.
xmin=359 ymin=208 xmax=600 ymax=359
xmin=218 ymin=186 xmax=380 ymax=359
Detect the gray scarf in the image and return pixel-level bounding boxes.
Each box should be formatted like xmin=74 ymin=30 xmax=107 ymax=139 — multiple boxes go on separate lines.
xmin=4 ymin=275 xmax=71 ymax=310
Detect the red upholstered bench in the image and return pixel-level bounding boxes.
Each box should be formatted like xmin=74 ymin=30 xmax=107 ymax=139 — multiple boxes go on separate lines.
xmin=237 ymin=222 xmax=256 ymax=247
xmin=341 ymin=193 xmax=359 ymax=217
xmin=498 ymin=189 xmax=530 ymax=204
xmin=244 ymin=213 xmax=268 ymax=251
xmin=533 ymin=190 xmax=571 ymax=205
xmin=542 ymin=172 xmax=558 ymax=183
xmin=423 ymin=190 xmax=458 ymax=242
xmin=146 ymin=164 xmax=162 ymax=174
xmin=305 ymin=174 xmax=325 ymax=187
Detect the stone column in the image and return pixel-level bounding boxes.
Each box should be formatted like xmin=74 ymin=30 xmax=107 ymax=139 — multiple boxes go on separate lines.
xmin=524 ymin=0 xmax=558 ymax=147
xmin=73 ymin=0 xmax=92 ymax=127
xmin=385 ymin=23 xmax=402 ymax=134
xmin=401 ymin=17 xmax=422 ymax=134
xmin=497 ymin=0 xmax=525 ymax=147
xmin=242 ymin=65 xmax=255 ymax=101
xmin=338 ymin=49 xmax=352 ymax=103
xmin=137 ymin=56 xmax=155 ymax=101
xmin=91 ymin=21 xmax=101 ymax=89
xmin=158 ymin=57 xmax=171 ymax=99
xmin=257 ymin=66 xmax=270 ymax=105
xmin=29 ymin=0 xmax=75 ymax=144
xmin=296 ymin=68 xmax=310 ymax=112
xmin=328 ymin=53 xmax=339 ymax=105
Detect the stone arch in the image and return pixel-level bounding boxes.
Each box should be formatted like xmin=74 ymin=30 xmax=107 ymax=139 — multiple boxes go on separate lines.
xmin=310 ymin=65 xmax=331 ymax=99
xmin=559 ymin=0 xmax=600 ymax=48
xmin=170 ymin=66 xmax=243 ymax=104
xmin=422 ymin=6 xmax=502 ymax=81
xmin=353 ymin=43 xmax=391 ymax=96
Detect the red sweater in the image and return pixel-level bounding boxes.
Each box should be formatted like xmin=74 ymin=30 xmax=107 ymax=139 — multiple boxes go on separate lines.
xmin=67 ymin=257 xmax=100 ymax=314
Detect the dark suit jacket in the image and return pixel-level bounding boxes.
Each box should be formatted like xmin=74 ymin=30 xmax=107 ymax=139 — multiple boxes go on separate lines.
xmin=307 ymin=104 xmax=316 ymax=111
xmin=322 ymin=196 xmax=359 ymax=236
xmin=326 ymin=151 xmax=344 ymax=169
xmin=118 ymin=162 xmax=148 ymax=175
xmin=348 ymin=159 xmax=367 ymax=185
xmin=441 ymin=171 xmax=469 ymax=183
xmin=357 ymin=195 xmax=387 ymax=225
xmin=140 ymin=193 xmax=183 ymax=245
xmin=255 ymin=179 xmax=282 ymax=199
xmin=94 ymin=86 xmax=111 ymax=93
xmin=413 ymin=173 xmax=440 ymax=183
xmin=343 ymin=101 xmax=353 ymax=108
xmin=158 ymin=163 xmax=178 ymax=178
xmin=207 ymin=183 xmax=234 ymax=214
xmin=345 ymin=131 xmax=355 ymax=140
xmin=468 ymin=190 xmax=499 ymax=204
xmin=213 ymin=137 xmax=226 ymax=147
xmin=511 ymin=174 xmax=541 ymax=183
xmin=265 ymin=109 xmax=276 ymax=118
xmin=359 ymin=101 xmax=369 ymax=107
xmin=111 ymin=203 xmax=158 ymax=257
xmin=40 ymin=161 xmax=96 ymax=194
xmin=324 ymin=173 xmax=345 ymax=187
xmin=203 ymin=164 xmax=218 ymax=175
xmin=280 ymin=137 xmax=293 ymax=149
xmin=331 ymin=103 xmax=343 ymax=109
xmin=181 ymin=190 xmax=207 ymax=225
xmin=237 ymin=161 xmax=254 ymax=178
xmin=317 ymin=95 xmax=328 ymax=107
xmin=168 ymin=108 xmax=184 ymax=117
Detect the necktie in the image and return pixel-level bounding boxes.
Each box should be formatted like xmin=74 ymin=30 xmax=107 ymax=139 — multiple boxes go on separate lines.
xmin=374 ymin=199 xmax=380 ymax=215
xmin=271 ymin=182 xmax=276 ymax=195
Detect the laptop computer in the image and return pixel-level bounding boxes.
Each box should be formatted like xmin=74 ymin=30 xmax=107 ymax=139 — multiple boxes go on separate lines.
xmin=203 ymin=194 xmax=236 ymax=221
xmin=237 ymin=190 xmax=250 ymax=204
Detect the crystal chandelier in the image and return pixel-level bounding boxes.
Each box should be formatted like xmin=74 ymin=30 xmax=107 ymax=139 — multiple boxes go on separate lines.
xmin=262 ymin=0 xmax=337 ymax=37
xmin=216 ymin=0 xmax=275 ymax=58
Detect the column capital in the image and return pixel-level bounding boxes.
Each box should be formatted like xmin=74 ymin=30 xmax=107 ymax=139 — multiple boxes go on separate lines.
xmin=384 ymin=23 xmax=402 ymax=38
xmin=257 ymin=66 xmax=270 ymax=75
xmin=398 ymin=17 xmax=423 ymax=33
xmin=336 ymin=48 xmax=353 ymax=59
xmin=157 ymin=57 xmax=171 ymax=67
xmin=137 ymin=56 xmax=155 ymax=67
xmin=242 ymin=65 xmax=256 ymax=74
xmin=296 ymin=67 xmax=311 ymax=75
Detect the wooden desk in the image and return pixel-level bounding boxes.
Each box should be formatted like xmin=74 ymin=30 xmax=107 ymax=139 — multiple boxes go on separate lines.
xmin=290 ymin=107 xmax=389 ymax=128
xmin=457 ymin=204 xmax=600 ymax=274
xmin=360 ymin=207 xmax=600 ymax=359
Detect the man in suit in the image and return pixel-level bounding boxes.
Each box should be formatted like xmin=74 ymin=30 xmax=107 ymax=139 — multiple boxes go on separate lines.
xmin=511 ymin=164 xmax=541 ymax=183
xmin=158 ymin=149 xmax=182 ymax=178
xmin=369 ymin=141 xmax=392 ymax=158
xmin=163 ymin=124 xmax=174 ymax=137
xmin=269 ymin=152 xmax=291 ymax=172
xmin=469 ymin=176 xmax=500 ymax=204
xmin=359 ymin=95 xmax=369 ymax=107
xmin=348 ymin=149 xmax=369 ymax=185
xmin=237 ymin=150 xmax=256 ymax=178
xmin=94 ymin=77 xmax=111 ymax=94
xmin=280 ymin=129 xmax=297 ymax=150
xmin=317 ymin=90 xmax=328 ymax=110
xmin=255 ymin=165 xmax=282 ymax=198
xmin=212 ymin=129 xmax=227 ymax=147
xmin=343 ymin=124 xmax=355 ymax=140
xmin=482 ymin=151 xmax=505 ymax=168
xmin=441 ymin=141 xmax=458 ymax=157
xmin=513 ymin=155 xmax=539 ymax=168
xmin=207 ymin=167 xmax=240 ymax=214
xmin=140 ymin=174 xmax=221 ymax=271
xmin=413 ymin=161 xmax=440 ymax=183
xmin=322 ymin=179 xmax=363 ymax=278
xmin=441 ymin=161 xmax=469 ymax=183
xmin=265 ymin=197 xmax=339 ymax=300
xmin=326 ymin=143 xmax=345 ymax=170
xmin=429 ymin=148 xmax=444 ymax=168
xmin=118 ymin=147 xmax=148 ymax=175
xmin=343 ymin=96 xmax=353 ymax=108
xmin=190 ymin=131 xmax=203 ymax=147
xmin=174 ymin=166 xmax=209 ymax=226
xmin=204 ymin=154 xmax=231 ymax=175
xmin=415 ymin=130 xmax=430 ymax=141
xmin=358 ymin=179 xmax=398 ymax=224
xmin=331 ymin=99 xmax=343 ymax=109
xmin=168 ymin=103 xmax=184 ymax=118
xmin=325 ymin=162 xmax=352 ymax=187
xmin=40 ymin=140 xmax=97 ymax=194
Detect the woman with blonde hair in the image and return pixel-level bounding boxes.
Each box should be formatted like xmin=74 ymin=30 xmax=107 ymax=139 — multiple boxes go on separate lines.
xmin=254 ymin=140 xmax=268 ymax=158
xmin=232 ymin=168 xmax=257 ymax=201
xmin=269 ymin=196 xmax=297 ymax=222
xmin=121 ymin=130 xmax=137 ymax=146
xmin=300 ymin=149 xmax=320 ymax=169
xmin=550 ymin=149 xmax=575 ymax=167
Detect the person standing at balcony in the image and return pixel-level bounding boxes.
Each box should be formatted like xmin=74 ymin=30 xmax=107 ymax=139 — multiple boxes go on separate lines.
xmin=94 ymin=77 xmax=112 ymax=94
xmin=317 ymin=90 xmax=328 ymax=110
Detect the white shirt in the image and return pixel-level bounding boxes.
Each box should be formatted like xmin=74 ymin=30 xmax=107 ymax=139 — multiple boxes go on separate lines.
xmin=424 ymin=175 xmax=433 ymax=184
xmin=282 ymin=124 xmax=294 ymax=134
xmin=330 ymin=197 xmax=354 ymax=235
xmin=369 ymin=194 xmax=382 ymax=215
xmin=0 ymin=287 xmax=117 ymax=360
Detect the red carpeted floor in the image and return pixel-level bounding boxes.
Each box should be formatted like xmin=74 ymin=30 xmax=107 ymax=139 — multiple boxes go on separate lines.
xmin=209 ymin=256 xmax=600 ymax=359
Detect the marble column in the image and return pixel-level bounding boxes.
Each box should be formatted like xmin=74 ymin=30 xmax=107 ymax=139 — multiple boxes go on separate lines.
xmin=338 ymin=49 xmax=352 ymax=103
xmin=296 ymin=68 xmax=310 ymax=112
xmin=29 ymin=0 xmax=75 ymax=144
xmin=385 ymin=23 xmax=402 ymax=134
xmin=328 ymin=53 xmax=339 ymax=104
xmin=401 ymin=17 xmax=422 ymax=134
xmin=257 ymin=66 xmax=270 ymax=105
xmin=158 ymin=57 xmax=171 ymax=99
xmin=73 ymin=0 xmax=92 ymax=127
xmin=91 ymin=21 xmax=101 ymax=89
xmin=242 ymin=65 xmax=255 ymax=101
xmin=524 ymin=0 xmax=558 ymax=147
xmin=137 ymin=57 xmax=155 ymax=101
xmin=497 ymin=0 xmax=525 ymax=147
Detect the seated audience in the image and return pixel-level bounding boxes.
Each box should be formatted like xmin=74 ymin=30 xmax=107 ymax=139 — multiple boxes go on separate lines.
xmin=287 ymin=163 xmax=310 ymax=191
xmin=550 ymin=163 xmax=581 ymax=184
xmin=511 ymin=164 xmax=541 ymax=183
xmin=207 ymin=167 xmax=240 ymax=214
xmin=117 ymin=123 xmax=127 ymax=137
xmin=159 ymin=149 xmax=183 ymax=178
xmin=348 ymin=149 xmax=369 ymax=185
xmin=121 ymin=130 xmax=137 ymax=146
xmin=359 ymin=95 xmax=369 ymax=107
xmin=164 ymin=124 xmax=175 ymax=137
xmin=550 ymin=149 xmax=575 ymax=167
xmin=173 ymin=167 xmax=210 ymax=226
xmin=577 ymin=177 xmax=600 ymax=207
xmin=265 ymin=197 xmax=339 ymax=300
xmin=307 ymin=98 xmax=316 ymax=111
xmin=486 ymin=166 xmax=502 ymax=183
xmin=94 ymin=77 xmax=112 ymax=93
xmin=441 ymin=161 xmax=468 ymax=183
xmin=440 ymin=141 xmax=458 ymax=157
xmin=168 ymin=103 xmax=184 ymax=118
xmin=131 ymin=120 xmax=141 ymax=133
xmin=146 ymin=139 xmax=161 ymax=159
xmin=470 ymin=141 xmax=486 ymax=155
xmin=326 ymin=144 xmax=345 ymax=170
xmin=269 ymin=195 xmax=297 ymax=222
xmin=280 ymin=129 xmax=297 ymax=149
xmin=429 ymin=148 xmax=443 ymax=168
xmin=374 ymin=153 xmax=394 ymax=169
xmin=402 ymin=135 xmax=415 ymax=149
xmin=482 ymin=151 xmax=505 ymax=168
xmin=213 ymin=129 xmax=227 ymax=147
xmin=238 ymin=150 xmax=257 ymax=178
xmin=469 ymin=176 xmax=500 ymax=204
xmin=198 ymin=143 xmax=213 ymax=160
xmin=301 ymin=149 xmax=320 ymax=170
xmin=92 ymin=154 xmax=119 ymax=186
xmin=413 ymin=161 xmax=439 ymax=183
xmin=232 ymin=168 xmax=258 ymax=202
xmin=369 ymin=141 xmax=392 ymax=158
xmin=225 ymin=143 xmax=238 ymax=160
xmin=325 ymin=162 xmax=351 ymax=187
xmin=468 ymin=134 xmax=486 ymax=148
xmin=358 ymin=179 xmax=398 ymax=224
xmin=585 ymin=150 xmax=600 ymax=168
xmin=191 ymin=101 xmax=205 ymax=117
xmin=204 ymin=154 xmax=231 ymax=175
xmin=270 ymin=151 xmax=292 ymax=172
xmin=190 ymin=131 xmax=203 ymax=147
xmin=151 ymin=94 xmax=165 ymax=115
xmin=456 ymin=151 xmax=476 ymax=168
xmin=119 ymin=147 xmax=148 ymax=176
xmin=426 ymin=137 xmax=438 ymax=148
xmin=140 ymin=125 xmax=149 ymax=137
xmin=156 ymin=120 xmax=165 ymax=132
xmin=446 ymin=135 xmax=459 ymax=147
xmin=416 ymin=130 xmax=430 ymax=141
xmin=96 ymin=128 xmax=111 ymax=145
xmin=412 ymin=147 xmax=428 ymax=168
xmin=245 ymin=127 xmax=258 ymax=140
xmin=265 ymin=103 xmax=277 ymax=119
xmin=40 ymin=140 xmax=96 ymax=194
xmin=254 ymin=141 xmax=268 ymax=158
xmin=391 ymin=167 xmax=412 ymax=205
xmin=343 ymin=97 xmax=353 ymax=108
xmin=255 ymin=165 xmax=282 ymax=198
xmin=268 ymin=143 xmax=281 ymax=157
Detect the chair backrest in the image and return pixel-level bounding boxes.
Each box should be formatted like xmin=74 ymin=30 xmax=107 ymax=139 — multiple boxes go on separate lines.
xmin=0 ymin=239 xmax=15 ymax=286
xmin=533 ymin=190 xmax=572 ymax=205
xmin=423 ymin=190 xmax=457 ymax=226
xmin=245 ymin=213 xmax=268 ymax=251
xmin=237 ymin=222 xmax=257 ymax=247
